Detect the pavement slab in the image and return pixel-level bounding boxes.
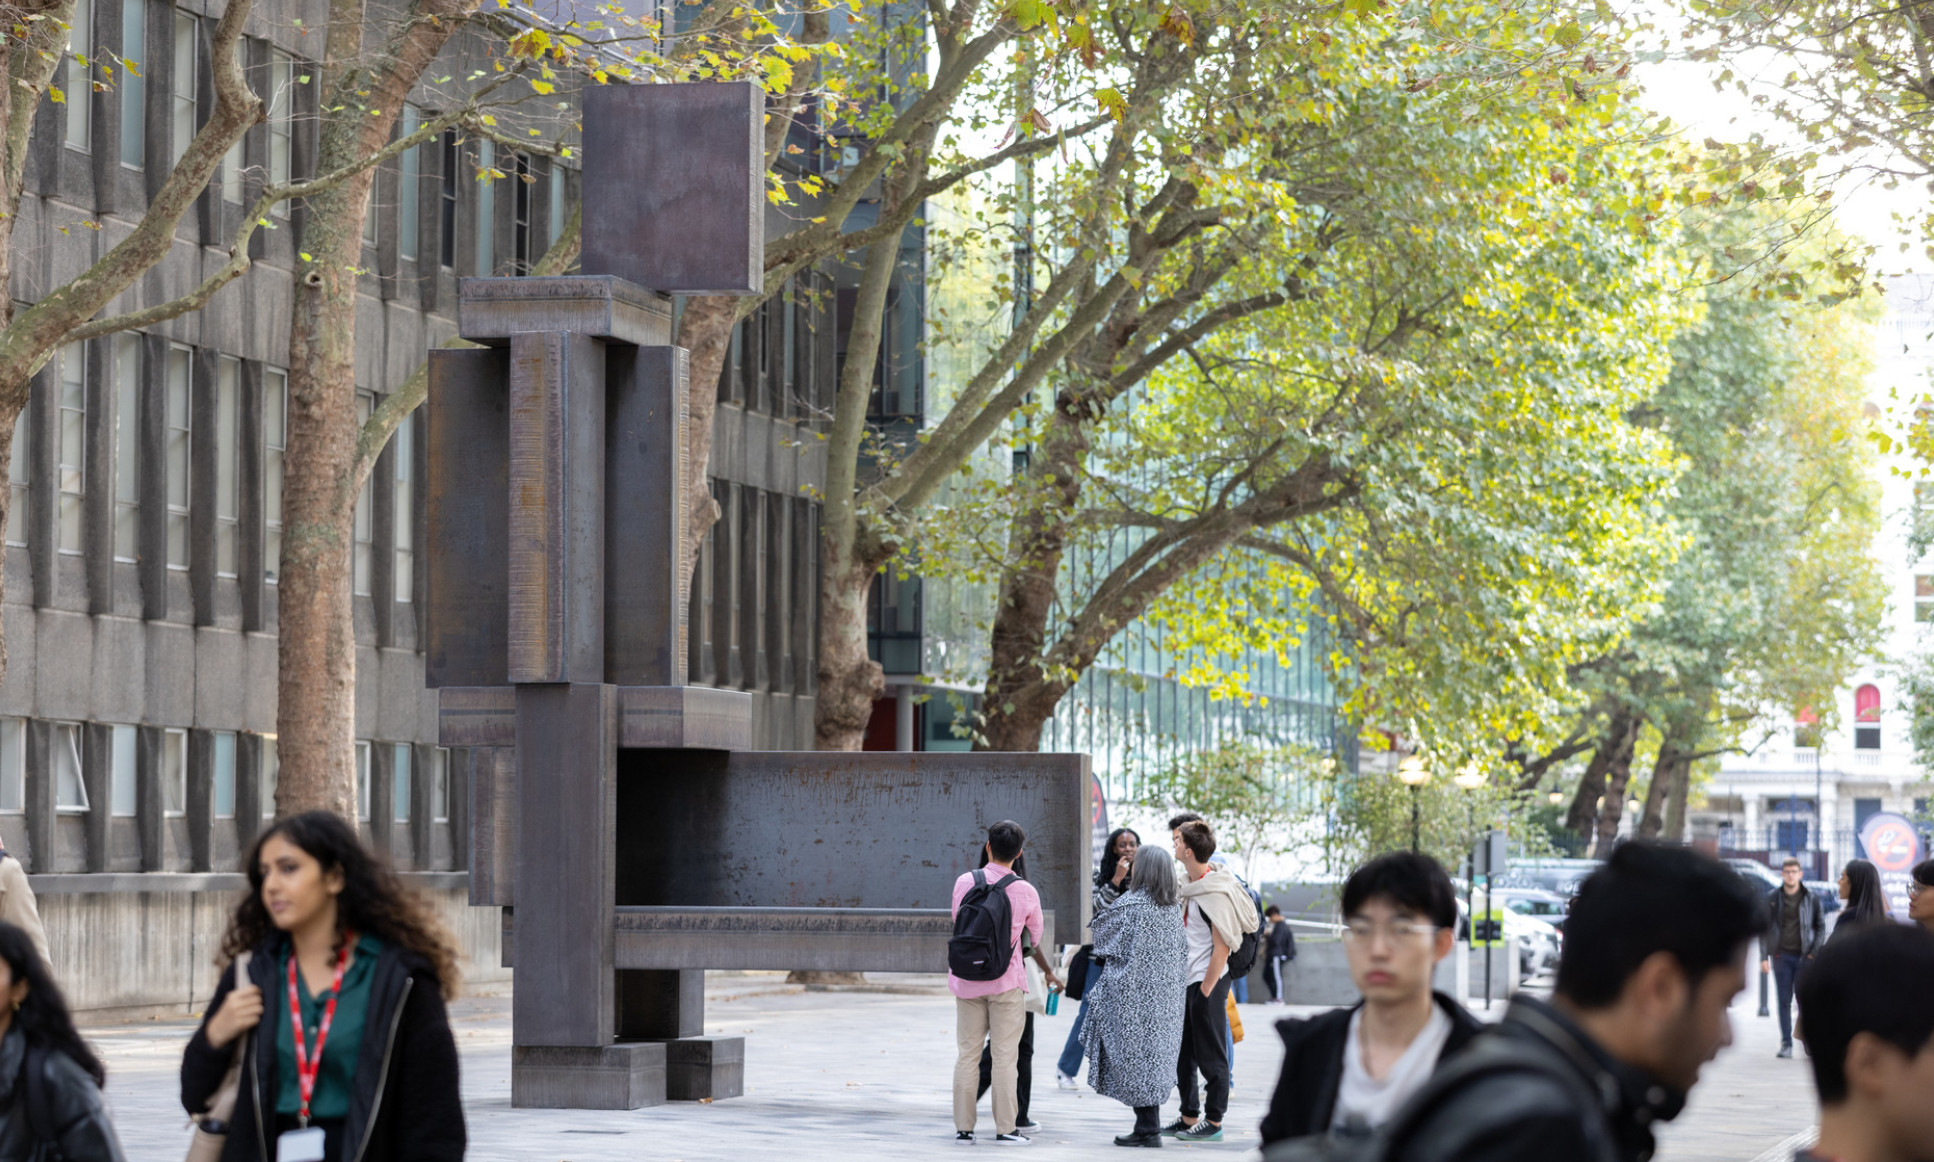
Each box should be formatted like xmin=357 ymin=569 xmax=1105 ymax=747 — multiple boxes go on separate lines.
xmin=82 ymin=973 xmax=1814 ymax=1162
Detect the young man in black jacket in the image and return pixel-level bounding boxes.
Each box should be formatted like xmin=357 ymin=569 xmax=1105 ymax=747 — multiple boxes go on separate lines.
xmin=1760 ymin=856 xmax=1824 ymax=1058
xmin=1259 ymin=853 xmax=1482 ymax=1145
xmin=1791 ymin=923 xmax=1934 ymax=1162
xmin=1386 ymin=842 xmax=1760 ymax=1162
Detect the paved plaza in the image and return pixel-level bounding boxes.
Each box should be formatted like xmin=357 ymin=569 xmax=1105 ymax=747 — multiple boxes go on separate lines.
xmin=82 ymin=971 xmax=1813 ymax=1162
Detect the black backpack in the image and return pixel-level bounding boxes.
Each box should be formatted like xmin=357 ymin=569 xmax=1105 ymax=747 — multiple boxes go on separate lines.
xmin=1225 ymin=926 xmax=1263 ymax=979
xmin=948 ymin=870 xmax=1018 ymax=981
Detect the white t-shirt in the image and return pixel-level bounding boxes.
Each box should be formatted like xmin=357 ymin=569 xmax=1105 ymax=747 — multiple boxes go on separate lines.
xmin=1183 ymin=897 xmax=1217 ymax=985
xmin=1330 ymin=1002 xmax=1454 ymax=1131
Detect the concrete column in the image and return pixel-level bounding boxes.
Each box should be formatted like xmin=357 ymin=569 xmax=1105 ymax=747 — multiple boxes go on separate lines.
xmin=895 ymin=686 xmax=914 ymax=753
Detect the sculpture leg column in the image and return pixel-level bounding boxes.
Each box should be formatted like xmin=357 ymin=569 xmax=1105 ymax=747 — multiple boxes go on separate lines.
xmin=617 ymin=970 xmax=744 ymax=1100
xmin=511 ymin=682 xmax=665 ymax=1108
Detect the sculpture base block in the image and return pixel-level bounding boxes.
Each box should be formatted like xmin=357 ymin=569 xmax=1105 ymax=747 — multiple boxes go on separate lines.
xmin=512 ymin=1043 xmax=667 ymax=1109
xmin=651 ymin=1035 xmax=745 ymax=1101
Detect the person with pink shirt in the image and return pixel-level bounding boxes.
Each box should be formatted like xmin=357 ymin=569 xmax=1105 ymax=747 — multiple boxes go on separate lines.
xmin=949 ymin=820 xmax=1043 ymax=1146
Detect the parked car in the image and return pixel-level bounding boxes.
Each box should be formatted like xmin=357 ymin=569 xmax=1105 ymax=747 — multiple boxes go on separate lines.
xmin=1495 ymin=888 xmax=1571 ymax=934
xmin=1457 ymin=896 xmax=1562 ymax=978
xmin=1725 ymin=857 xmax=1784 ymax=891
xmin=1804 ymin=880 xmax=1842 ymax=914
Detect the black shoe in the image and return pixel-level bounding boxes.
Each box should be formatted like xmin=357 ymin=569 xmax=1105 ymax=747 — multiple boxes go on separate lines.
xmin=956 ymin=1131 xmax=976 ymax=1144
xmin=1777 ymin=1044 xmax=1793 ymax=1059
xmin=1115 ymin=1132 xmax=1164 ymax=1148
xmin=1159 ymin=1120 xmax=1192 ymax=1138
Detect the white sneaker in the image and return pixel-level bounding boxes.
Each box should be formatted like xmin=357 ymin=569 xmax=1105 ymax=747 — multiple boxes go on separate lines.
xmin=1055 ymin=1070 xmax=1079 ymax=1090
xmin=992 ymin=1133 xmax=1031 ymax=1146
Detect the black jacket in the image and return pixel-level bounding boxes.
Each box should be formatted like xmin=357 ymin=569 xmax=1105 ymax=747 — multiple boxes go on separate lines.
xmin=180 ymin=940 xmax=465 ymax=1162
xmin=1389 ymin=996 xmax=1684 ymax=1162
xmin=1258 ymin=991 xmax=1482 ymax=1145
xmin=0 ymin=1027 xmax=123 ymax=1162
xmin=1265 ymin=921 xmax=1296 ymax=962
xmin=1762 ymin=885 xmax=1824 ymax=958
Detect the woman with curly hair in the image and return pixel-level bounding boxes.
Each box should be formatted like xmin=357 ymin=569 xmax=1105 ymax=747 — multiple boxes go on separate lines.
xmin=0 ymin=920 xmax=124 ymax=1160
xmin=180 ymin=811 xmax=464 ymax=1162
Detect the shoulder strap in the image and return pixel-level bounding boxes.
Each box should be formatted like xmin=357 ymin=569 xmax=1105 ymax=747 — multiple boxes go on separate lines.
xmin=1379 ymin=1035 xmax=1613 ymax=1162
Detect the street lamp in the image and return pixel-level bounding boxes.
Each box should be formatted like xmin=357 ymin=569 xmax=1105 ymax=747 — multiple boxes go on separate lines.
xmin=1397 ymin=755 xmax=1431 ymax=851
xmin=1454 ymin=764 xmax=1487 ymax=924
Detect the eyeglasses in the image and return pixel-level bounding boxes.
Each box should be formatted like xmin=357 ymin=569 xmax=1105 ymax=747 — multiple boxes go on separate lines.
xmin=1341 ymin=920 xmax=1440 ymax=943
xmin=1911 ymin=881 xmax=1928 ymax=899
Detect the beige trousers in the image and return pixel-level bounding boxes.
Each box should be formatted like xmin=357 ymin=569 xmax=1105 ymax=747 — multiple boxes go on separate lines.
xmin=954 ymin=989 xmax=1027 ymax=1134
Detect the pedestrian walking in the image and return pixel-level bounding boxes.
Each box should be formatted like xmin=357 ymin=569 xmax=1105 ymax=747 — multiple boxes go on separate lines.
xmin=1828 ymin=858 xmax=1890 ymax=944
xmin=1909 ymin=859 xmax=1934 ymax=936
xmin=1057 ymin=827 xmax=1140 ymax=1090
xmin=1261 ymin=906 xmax=1296 ymax=1003
xmin=1789 ymin=922 xmax=1934 ymax=1162
xmin=948 ymin=820 xmax=1042 ymax=1146
xmin=1077 ymin=846 xmax=1186 ymax=1148
xmin=1258 ymin=853 xmax=1482 ymax=1146
xmin=180 ymin=811 xmax=465 ymax=1162
xmin=1163 ymin=820 xmax=1258 ymax=1143
xmin=1325 ymin=842 xmax=1759 ymax=1162
xmin=1759 ymin=856 xmax=1824 ymax=1058
xmin=0 ymin=843 xmax=49 ymax=969
xmin=0 ymin=920 xmax=123 ymax=1161
xmin=975 ymin=851 xmax=1063 ymax=1133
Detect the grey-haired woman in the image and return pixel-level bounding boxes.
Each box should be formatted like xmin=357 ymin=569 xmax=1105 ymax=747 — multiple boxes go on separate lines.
xmin=1081 ymin=845 xmax=1188 ymax=1147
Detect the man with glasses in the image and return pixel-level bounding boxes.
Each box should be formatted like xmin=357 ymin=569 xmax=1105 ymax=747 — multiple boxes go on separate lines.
xmin=1259 ymin=853 xmax=1481 ymax=1145
xmin=1760 ymin=856 xmax=1824 ymax=1058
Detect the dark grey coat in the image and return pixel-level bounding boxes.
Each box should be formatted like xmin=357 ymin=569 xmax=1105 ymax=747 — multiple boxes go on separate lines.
xmin=1080 ymin=889 xmax=1186 ymax=1108
xmin=0 ymin=1026 xmax=125 ymax=1162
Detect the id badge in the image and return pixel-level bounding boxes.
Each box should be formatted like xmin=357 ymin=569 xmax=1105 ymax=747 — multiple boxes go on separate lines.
xmin=276 ymin=1127 xmax=327 ymax=1162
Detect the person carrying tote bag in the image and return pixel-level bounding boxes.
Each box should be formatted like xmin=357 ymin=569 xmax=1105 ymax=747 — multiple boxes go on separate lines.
xmin=186 ymin=952 xmax=250 ymax=1162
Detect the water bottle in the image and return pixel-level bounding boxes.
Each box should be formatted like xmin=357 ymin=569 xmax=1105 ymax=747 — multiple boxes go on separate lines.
xmin=1045 ymin=990 xmax=1059 ymax=1016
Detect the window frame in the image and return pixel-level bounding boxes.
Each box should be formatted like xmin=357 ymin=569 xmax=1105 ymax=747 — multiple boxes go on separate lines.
xmin=64 ymin=0 xmax=92 ymax=151
xmin=393 ymin=410 xmax=413 ymax=601
xmin=118 ymin=0 xmax=145 ymax=169
xmin=57 ymin=342 xmax=86 ymax=554
xmin=355 ymin=739 xmax=371 ymax=822
xmin=268 ymin=50 xmax=295 ymax=212
xmin=212 ymin=730 xmax=237 ymax=819
xmin=6 ymin=383 xmax=28 ymax=550
xmin=171 ymin=11 xmax=196 ymax=165
xmin=164 ymin=343 xmax=193 ymax=570
xmin=162 ymin=727 xmax=188 ymax=817
xmin=110 ymin=723 xmax=137 ymax=817
xmin=214 ymin=356 xmax=240 ymax=577
xmin=112 ymin=334 xmax=141 ymax=562
xmin=0 ymin=718 xmax=24 ymax=814
xmin=397 ymin=105 xmax=420 ymax=261
xmin=53 ymin=722 xmax=88 ymax=814
xmin=392 ymin=743 xmax=411 ymax=823
xmin=263 ymin=367 xmax=287 ymax=583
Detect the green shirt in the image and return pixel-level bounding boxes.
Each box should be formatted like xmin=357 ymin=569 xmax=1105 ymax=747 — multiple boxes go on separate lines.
xmin=274 ymin=934 xmax=384 ymax=1122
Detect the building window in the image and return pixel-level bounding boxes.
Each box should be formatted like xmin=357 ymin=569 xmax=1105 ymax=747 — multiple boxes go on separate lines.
xmin=392 ymin=743 xmax=410 ymax=823
xmin=57 ymin=343 xmax=85 ymax=553
xmin=113 ymin=335 xmax=140 ymax=561
xmin=1917 ymin=575 xmax=1934 ymax=623
xmin=474 ymin=139 xmax=494 ymax=276
xmin=355 ymin=740 xmax=370 ymax=821
xmin=215 ymin=357 xmax=239 ymax=576
xmin=260 ymin=734 xmax=277 ymax=819
xmin=397 ymin=105 xmax=420 ymax=260
xmin=393 ymin=410 xmax=413 ymax=600
xmin=548 ymin=161 xmax=565 ymax=247
xmin=431 ymin=746 xmax=449 ymax=822
xmin=512 ymin=152 xmax=532 ymax=274
xmin=1793 ymin=707 xmax=1821 ymax=750
xmin=212 ymin=731 xmax=236 ymax=818
xmin=171 ymin=12 xmax=195 ymax=165
xmin=221 ymin=126 xmax=242 ymax=202
xmin=165 ymin=345 xmax=191 ymax=569
xmin=162 ymin=727 xmax=186 ymax=816
xmin=353 ymin=392 xmax=372 ymax=596
xmin=6 ymin=391 xmax=26 ymax=549
xmin=263 ymin=368 xmax=286 ymax=582
xmin=438 ymin=128 xmax=456 ymax=269
xmin=110 ymin=724 xmax=136 ymax=816
xmin=64 ymin=0 xmax=91 ymax=150
xmin=118 ymin=0 xmax=145 ymax=168
xmin=268 ymin=50 xmax=294 ymax=207
xmin=0 ymin=718 xmax=24 ymax=813
xmin=53 ymin=723 xmax=87 ymax=813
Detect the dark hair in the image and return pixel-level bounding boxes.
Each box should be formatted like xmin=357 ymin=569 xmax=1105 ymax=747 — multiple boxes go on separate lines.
xmin=1177 ymin=820 xmax=1216 ymax=862
xmin=1555 ymin=842 xmax=1760 ymax=1009
xmin=225 ymin=811 xmax=461 ymax=996
xmin=1167 ymin=812 xmax=1203 ymax=832
xmin=1796 ymin=923 xmax=1934 ymax=1103
xmin=0 ymin=922 xmax=104 ymax=1088
xmin=1841 ymin=860 xmax=1888 ymax=924
xmin=1265 ymin=904 xmax=1283 ymax=918
xmin=1341 ymin=852 xmax=1457 ymax=930
xmin=987 ymin=820 xmax=1025 ymax=863
xmin=1913 ymin=858 xmax=1934 ymax=889
xmin=1096 ymin=828 xmax=1141 ymax=888
xmin=978 ymin=845 xmax=1028 ymax=881
xmin=1780 ymin=857 xmax=1803 ymax=871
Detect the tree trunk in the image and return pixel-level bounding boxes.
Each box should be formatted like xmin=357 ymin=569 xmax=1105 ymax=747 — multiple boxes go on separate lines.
xmin=674 ymin=295 xmax=736 ymax=570
xmin=1566 ymin=708 xmax=1638 ymax=839
xmin=1639 ymin=711 xmax=1699 ymax=840
xmin=1662 ymin=755 xmax=1693 ymax=841
xmin=1590 ymin=725 xmax=1642 ymax=859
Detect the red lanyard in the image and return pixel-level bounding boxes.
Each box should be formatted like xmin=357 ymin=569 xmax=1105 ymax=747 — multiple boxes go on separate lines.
xmin=288 ymin=933 xmax=355 ymax=1128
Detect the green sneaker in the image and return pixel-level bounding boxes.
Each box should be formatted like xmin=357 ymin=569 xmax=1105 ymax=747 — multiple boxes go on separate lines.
xmin=1176 ymin=1122 xmax=1223 ymax=1143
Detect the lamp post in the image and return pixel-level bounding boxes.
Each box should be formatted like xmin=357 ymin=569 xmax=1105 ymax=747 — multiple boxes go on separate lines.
xmin=1397 ymin=755 xmax=1431 ymax=851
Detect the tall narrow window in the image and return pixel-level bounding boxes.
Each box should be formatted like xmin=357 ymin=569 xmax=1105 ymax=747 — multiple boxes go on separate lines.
xmin=397 ymin=105 xmax=420 ymax=260
xmin=171 ymin=12 xmax=196 ymax=164
xmin=393 ymin=410 xmax=413 ymax=600
xmin=268 ymin=51 xmax=293 ymax=209
xmin=362 ymin=183 xmax=377 ymax=245
xmin=54 ymin=723 xmax=87 ymax=812
xmin=113 ymin=335 xmax=140 ymax=561
xmin=353 ymin=392 xmax=372 ymax=596
xmin=110 ymin=724 xmax=136 ymax=816
xmin=438 ymin=128 xmax=456 ymax=269
xmin=212 ymin=731 xmax=236 ymax=818
xmin=0 ymin=718 xmax=24 ymax=814
xmin=548 ymin=161 xmax=565 ymax=246
xmin=219 ymin=27 xmax=242 ymax=203
xmin=260 ymin=734 xmax=277 ymax=819
xmin=430 ymin=746 xmax=449 ymax=822
xmin=164 ymin=345 xmax=191 ymax=569
xmin=64 ymin=0 xmax=91 ymax=150
xmin=263 ymin=368 xmax=286 ymax=582
xmin=6 ymin=392 xmax=26 ymax=549
xmin=215 ymin=357 xmax=238 ymax=576
xmin=355 ymin=740 xmax=370 ymax=821
xmin=118 ymin=0 xmax=145 ymax=167
xmin=58 ymin=343 xmax=85 ymax=553
xmin=392 ymin=744 xmax=410 ymax=823
xmin=162 ymin=727 xmax=186 ymax=816
xmin=512 ymin=152 xmax=532 ymax=274
xmin=474 ymin=139 xmax=494 ymax=276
